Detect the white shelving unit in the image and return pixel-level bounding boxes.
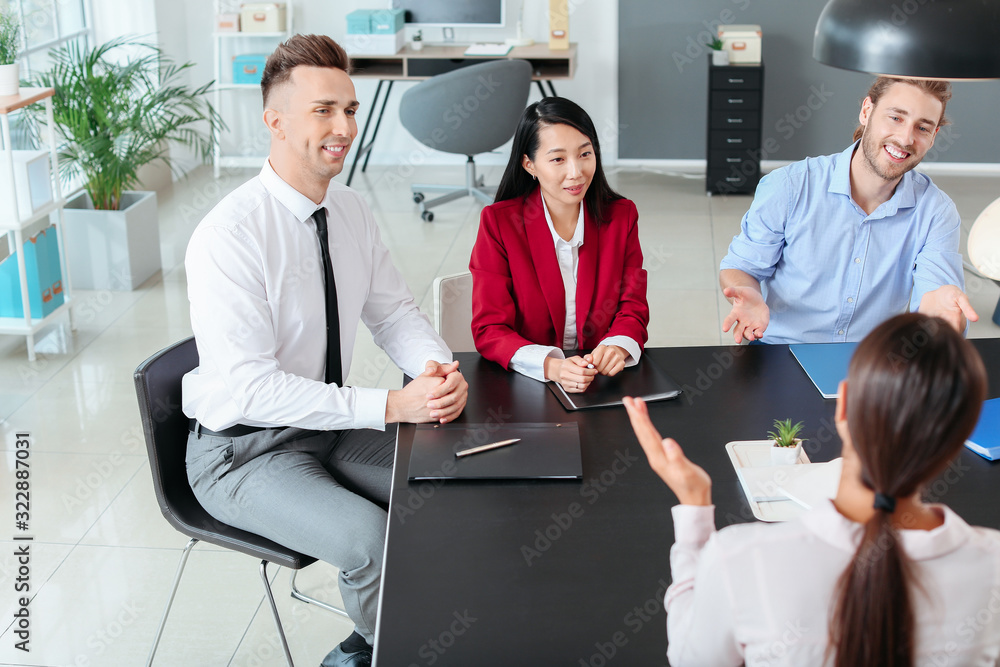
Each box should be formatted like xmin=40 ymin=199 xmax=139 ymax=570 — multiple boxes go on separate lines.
xmin=212 ymin=3 xmax=294 ymax=177
xmin=0 ymin=87 xmax=75 ymax=361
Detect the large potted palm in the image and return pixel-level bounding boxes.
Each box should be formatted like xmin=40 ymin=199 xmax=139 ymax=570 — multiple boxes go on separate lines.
xmin=28 ymin=36 xmax=222 ymax=290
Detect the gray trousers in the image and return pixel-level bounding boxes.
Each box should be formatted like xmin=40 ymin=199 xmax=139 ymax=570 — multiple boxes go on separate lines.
xmin=185 ymin=425 xmax=396 ymax=644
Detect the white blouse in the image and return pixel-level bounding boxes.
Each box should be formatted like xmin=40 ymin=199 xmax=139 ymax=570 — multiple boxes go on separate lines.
xmin=667 ymin=500 xmax=1000 ymax=666
xmin=509 ymin=194 xmax=641 ymax=381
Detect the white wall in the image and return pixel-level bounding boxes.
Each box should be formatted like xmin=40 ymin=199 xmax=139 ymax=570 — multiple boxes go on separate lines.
xmin=153 ymin=0 xmax=619 ymax=168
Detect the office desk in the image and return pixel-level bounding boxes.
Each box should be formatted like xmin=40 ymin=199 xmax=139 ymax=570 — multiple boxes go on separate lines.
xmin=345 ymin=44 xmax=577 ymax=186
xmin=373 ymin=341 xmax=1000 ymax=666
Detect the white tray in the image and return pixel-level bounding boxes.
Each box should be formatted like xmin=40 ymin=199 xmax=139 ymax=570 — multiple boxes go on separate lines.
xmin=725 ymin=440 xmax=841 ymax=523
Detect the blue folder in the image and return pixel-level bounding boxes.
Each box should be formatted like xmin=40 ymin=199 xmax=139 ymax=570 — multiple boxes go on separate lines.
xmin=789 ymin=342 xmax=859 ymax=399
xmin=966 ymin=398 xmax=1000 ymax=461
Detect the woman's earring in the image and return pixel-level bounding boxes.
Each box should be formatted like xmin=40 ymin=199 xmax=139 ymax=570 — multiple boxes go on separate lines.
xmin=531 ymin=174 xmax=536 ymax=180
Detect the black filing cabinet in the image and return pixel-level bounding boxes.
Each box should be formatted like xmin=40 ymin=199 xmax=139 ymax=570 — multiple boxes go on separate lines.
xmin=706 ymin=62 xmax=764 ymax=195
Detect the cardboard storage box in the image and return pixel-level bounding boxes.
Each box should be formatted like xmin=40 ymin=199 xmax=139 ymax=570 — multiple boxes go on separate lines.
xmin=233 ymin=54 xmax=268 ymax=84
xmin=0 ymin=150 xmax=53 ymax=221
xmin=0 ymin=225 xmax=64 ymax=319
xmin=370 ymin=9 xmax=405 ymax=34
xmin=343 ymin=30 xmax=404 ymax=55
xmin=240 ymin=3 xmax=286 ymax=33
xmin=718 ymin=24 xmax=762 ymax=64
xmin=347 ymin=9 xmax=404 ymax=35
xmin=216 ymin=13 xmax=240 ymax=32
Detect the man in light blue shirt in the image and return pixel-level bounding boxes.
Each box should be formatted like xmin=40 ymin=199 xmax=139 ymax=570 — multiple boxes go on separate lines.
xmin=719 ymin=77 xmax=978 ymax=344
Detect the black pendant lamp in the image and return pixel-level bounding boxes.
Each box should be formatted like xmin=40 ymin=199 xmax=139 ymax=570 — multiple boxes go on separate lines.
xmin=814 ymin=0 xmax=1000 ymax=79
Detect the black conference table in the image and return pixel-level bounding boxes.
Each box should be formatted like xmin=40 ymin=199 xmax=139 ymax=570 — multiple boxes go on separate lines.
xmin=372 ymin=341 xmax=1000 ymax=666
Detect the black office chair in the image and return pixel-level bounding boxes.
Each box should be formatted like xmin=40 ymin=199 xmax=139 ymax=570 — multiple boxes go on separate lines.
xmin=134 ymin=337 xmax=347 ymax=667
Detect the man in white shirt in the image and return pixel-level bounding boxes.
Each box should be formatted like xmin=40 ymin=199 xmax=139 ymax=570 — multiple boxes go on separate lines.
xmin=182 ymin=35 xmax=467 ymax=667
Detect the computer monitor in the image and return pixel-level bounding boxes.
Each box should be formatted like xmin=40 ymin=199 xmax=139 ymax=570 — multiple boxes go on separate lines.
xmin=391 ymin=0 xmax=505 ymax=28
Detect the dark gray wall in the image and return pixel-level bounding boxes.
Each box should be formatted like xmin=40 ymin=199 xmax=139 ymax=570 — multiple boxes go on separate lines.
xmin=618 ymin=1 xmax=1000 ymax=163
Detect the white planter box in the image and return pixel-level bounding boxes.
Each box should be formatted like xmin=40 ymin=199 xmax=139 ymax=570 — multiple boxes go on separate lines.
xmin=770 ymin=439 xmax=803 ymax=466
xmin=62 ymin=190 xmax=161 ymax=291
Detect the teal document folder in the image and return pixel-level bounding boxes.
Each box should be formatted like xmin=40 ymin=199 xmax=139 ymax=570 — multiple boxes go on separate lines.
xmin=966 ymin=398 xmax=1000 ymax=461
xmin=789 ymin=342 xmax=858 ymax=399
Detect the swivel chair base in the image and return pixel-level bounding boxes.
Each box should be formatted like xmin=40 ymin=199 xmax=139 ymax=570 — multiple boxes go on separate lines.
xmin=411 ymin=156 xmax=495 ymax=222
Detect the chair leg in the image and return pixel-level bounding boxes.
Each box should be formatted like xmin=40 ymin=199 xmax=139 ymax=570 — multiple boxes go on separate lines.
xmin=261 ymin=560 xmax=296 ymax=667
xmin=289 ymin=569 xmax=350 ymax=618
xmin=147 ymin=537 xmax=199 ymax=667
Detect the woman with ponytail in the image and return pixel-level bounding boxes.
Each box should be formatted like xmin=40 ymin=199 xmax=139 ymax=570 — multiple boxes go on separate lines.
xmin=625 ymin=313 xmax=1000 ymax=665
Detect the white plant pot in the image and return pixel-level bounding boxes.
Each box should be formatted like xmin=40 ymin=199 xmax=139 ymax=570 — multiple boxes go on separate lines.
xmin=770 ymin=439 xmax=803 ymax=466
xmin=62 ymin=190 xmax=161 ymax=291
xmin=0 ymin=63 xmax=19 ymax=97
xmin=711 ymin=50 xmax=730 ymax=66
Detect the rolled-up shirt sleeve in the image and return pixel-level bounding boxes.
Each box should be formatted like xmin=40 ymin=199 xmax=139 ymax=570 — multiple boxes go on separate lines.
xmin=719 ymin=169 xmax=789 ymax=282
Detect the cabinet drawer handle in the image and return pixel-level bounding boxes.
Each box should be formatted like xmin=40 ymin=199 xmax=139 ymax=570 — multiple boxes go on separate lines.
xmin=726 ymin=177 xmax=741 ymax=182
xmin=728 ymin=78 xmax=744 ymax=83
xmin=727 ymin=98 xmax=744 ymax=104
xmin=727 ymin=118 xmax=743 ymax=123
xmin=726 ymin=138 xmax=743 ymax=144
xmin=726 ymin=157 xmax=740 ymax=163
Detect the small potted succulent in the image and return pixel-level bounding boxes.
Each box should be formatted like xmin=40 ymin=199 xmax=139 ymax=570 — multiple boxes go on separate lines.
xmin=0 ymin=9 xmax=21 ymax=96
xmin=411 ymin=29 xmax=423 ymax=51
xmin=768 ymin=418 xmax=805 ymax=466
xmin=706 ymin=36 xmax=729 ymax=66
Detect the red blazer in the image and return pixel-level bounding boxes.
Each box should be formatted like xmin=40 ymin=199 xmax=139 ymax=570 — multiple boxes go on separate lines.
xmin=470 ymin=188 xmax=649 ymax=369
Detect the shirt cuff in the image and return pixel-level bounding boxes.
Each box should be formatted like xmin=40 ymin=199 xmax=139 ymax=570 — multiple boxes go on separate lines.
xmin=598 ymin=335 xmax=641 ymax=367
xmin=352 ymin=387 xmax=390 ymax=430
xmin=670 ymin=504 xmax=717 ymax=548
xmin=510 ymin=345 xmax=564 ymax=382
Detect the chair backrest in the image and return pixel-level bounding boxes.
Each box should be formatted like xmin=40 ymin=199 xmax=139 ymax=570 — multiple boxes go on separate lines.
xmin=433 ymin=271 xmax=476 ymax=353
xmin=399 ymin=59 xmax=533 ymax=156
xmin=134 ymin=337 xmax=309 ymax=566
xmin=969 ymin=196 xmax=1000 ymax=280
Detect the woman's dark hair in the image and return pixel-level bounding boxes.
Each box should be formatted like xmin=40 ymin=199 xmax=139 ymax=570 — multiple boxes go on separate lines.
xmin=494 ymin=97 xmax=622 ymax=224
xmin=828 ymin=313 xmax=987 ymax=666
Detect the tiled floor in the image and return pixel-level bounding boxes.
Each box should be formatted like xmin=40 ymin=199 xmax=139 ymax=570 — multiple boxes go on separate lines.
xmin=0 ymin=163 xmax=998 ymax=666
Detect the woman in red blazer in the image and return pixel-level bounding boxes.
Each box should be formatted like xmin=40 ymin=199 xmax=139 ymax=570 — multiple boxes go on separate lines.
xmin=470 ymin=97 xmax=649 ymax=394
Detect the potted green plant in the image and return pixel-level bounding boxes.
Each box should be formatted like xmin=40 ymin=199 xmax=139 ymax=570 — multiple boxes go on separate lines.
xmin=0 ymin=9 xmax=21 ymax=96
xmin=706 ymin=36 xmax=729 ymax=66
xmin=768 ymin=418 xmax=805 ymax=466
xmin=26 ymin=36 xmax=223 ymax=290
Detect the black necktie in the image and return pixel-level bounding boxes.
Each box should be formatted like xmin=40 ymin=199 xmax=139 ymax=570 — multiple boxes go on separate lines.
xmin=312 ymin=207 xmax=343 ymax=386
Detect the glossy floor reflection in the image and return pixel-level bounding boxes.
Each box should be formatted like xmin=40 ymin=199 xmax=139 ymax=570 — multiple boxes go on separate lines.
xmin=0 ymin=163 xmax=998 ymax=666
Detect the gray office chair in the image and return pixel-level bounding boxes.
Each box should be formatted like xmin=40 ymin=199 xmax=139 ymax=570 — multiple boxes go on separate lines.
xmin=134 ymin=337 xmax=346 ymax=667
xmin=399 ymin=59 xmax=532 ymax=221
xmin=433 ymin=271 xmax=475 ymax=352
xmin=968 ymin=196 xmax=1000 ymax=326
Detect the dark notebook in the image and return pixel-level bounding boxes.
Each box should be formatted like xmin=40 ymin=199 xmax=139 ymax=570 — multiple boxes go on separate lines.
xmin=547 ymin=357 xmax=682 ymax=410
xmin=407 ymin=422 xmax=582 ymax=481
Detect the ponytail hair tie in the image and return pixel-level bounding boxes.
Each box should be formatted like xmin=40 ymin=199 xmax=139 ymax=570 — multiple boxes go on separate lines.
xmin=873 ymin=492 xmax=896 ymax=513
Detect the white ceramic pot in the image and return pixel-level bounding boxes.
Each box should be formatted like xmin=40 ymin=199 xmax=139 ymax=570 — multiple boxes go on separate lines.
xmin=711 ymin=49 xmax=730 ymax=66
xmin=770 ymin=439 xmax=802 ymax=466
xmin=0 ymin=63 xmax=19 ymax=97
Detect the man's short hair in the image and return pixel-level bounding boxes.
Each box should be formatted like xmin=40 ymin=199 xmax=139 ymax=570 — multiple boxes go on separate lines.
xmin=852 ymin=76 xmax=952 ymax=142
xmin=261 ymin=34 xmax=351 ymax=107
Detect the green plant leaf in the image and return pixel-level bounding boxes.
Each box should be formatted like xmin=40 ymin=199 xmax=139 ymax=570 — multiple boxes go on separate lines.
xmin=24 ymin=35 xmax=226 ymax=210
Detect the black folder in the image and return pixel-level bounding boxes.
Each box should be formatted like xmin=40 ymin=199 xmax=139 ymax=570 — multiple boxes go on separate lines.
xmin=547 ymin=357 xmax=682 ymax=410
xmin=407 ymin=422 xmax=582 ymax=481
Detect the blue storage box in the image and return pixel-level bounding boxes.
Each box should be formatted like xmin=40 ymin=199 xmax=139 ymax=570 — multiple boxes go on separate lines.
xmin=0 ymin=226 xmax=65 ymax=320
xmin=233 ymin=54 xmax=268 ymax=85
xmin=346 ymin=10 xmax=372 ymax=34
xmin=370 ymin=9 xmax=404 ymax=34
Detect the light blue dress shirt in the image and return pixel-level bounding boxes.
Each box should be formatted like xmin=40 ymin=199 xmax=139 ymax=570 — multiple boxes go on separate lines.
xmin=720 ymin=142 xmax=964 ymax=345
